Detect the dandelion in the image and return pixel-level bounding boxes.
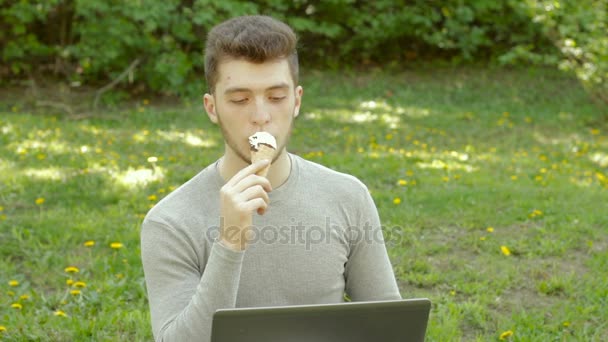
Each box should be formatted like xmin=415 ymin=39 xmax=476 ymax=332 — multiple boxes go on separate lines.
xmin=499 ymin=330 xmax=514 ymax=340
xmin=70 ymin=290 xmax=81 ymax=296
xmin=511 ymin=175 xmax=518 ymax=181
xmin=66 ymin=279 xmax=74 ymax=286
xmin=8 ymin=280 xmax=19 ymax=287
xmin=480 ymin=236 xmax=487 ymax=241
xmin=35 ymin=197 xmax=45 ymax=205
xmin=0 ymin=206 xmax=3 ymax=211
xmin=385 ymin=133 xmax=393 ymax=140
xmin=64 ymin=266 xmax=79 ymax=273
xmin=441 ymin=176 xmax=450 ymax=182
xmin=0 ymin=325 xmax=5 ymax=332
xmin=11 ymin=303 xmax=22 ymax=310
xmin=529 ymin=209 xmax=543 ymax=218
xmin=486 ymin=227 xmax=494 ymax=233
xmin=73 ymin=281 xmax=86 ymax=288
xmin=110 ymin=242 xmax=124 ymax=249
xmin=393 ymin=197 xmax=402 ymax=205
xmin=398 ymin=179 xmax=407 ymax=186
xmin=590 ymin=128 xmax=600 ymax=135
xmin=449 ymin=290 xmax=456 ymax=296
xmin=147 ymin=194 xmax=158 ymax=201
xmin=19 ymin=294 xmax=29 ymax=300
xmin=501 ymin=246 xmax=511 ymax=256
xmin=53 ymin=310 xmax=67 ymax=317
xmin=84 ymin=240 xmax=95 ymax=247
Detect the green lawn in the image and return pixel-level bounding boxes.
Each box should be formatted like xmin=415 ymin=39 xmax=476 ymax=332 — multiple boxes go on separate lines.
xmin=1 ymin=66 xmax=607 ymax=341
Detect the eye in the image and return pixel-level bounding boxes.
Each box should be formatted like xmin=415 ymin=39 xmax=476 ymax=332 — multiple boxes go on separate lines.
xmin=270 ymin=96 xmax=286 ymax=102
xmin=230 ymin=98 xmax=248 ymax=104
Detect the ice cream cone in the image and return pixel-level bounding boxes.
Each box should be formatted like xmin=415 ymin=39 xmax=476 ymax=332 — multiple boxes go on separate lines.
xmin=251 ymin=144 xmax=275 ymax=177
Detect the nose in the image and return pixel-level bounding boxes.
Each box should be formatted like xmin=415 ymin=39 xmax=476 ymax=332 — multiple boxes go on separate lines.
xmin=251 ymin=97 xmax=271 ymax=125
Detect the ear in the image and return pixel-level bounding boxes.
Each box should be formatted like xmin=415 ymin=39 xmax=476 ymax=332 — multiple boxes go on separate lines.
xmin=293 ymin=85 xmax=303 ymax=118
xmin=203 ymin=93 xmax=218 ymax=124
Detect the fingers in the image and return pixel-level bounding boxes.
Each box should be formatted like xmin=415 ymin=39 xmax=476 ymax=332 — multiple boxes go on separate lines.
xmin=240 ymin=185 xmax=270 ymax=207
xmin=232 ymin=173 xmax=272 ymax=194
xmin=226 ymin=160 xmax=271 ymax=187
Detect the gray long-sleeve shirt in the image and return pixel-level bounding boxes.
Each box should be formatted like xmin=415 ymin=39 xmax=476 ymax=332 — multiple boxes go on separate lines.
xmin=141 ymin=154 xmax=401 ymax=341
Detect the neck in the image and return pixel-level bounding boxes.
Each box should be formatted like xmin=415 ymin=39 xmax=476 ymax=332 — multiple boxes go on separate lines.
xmin=218 ymin=148 xmax=292 ymax=188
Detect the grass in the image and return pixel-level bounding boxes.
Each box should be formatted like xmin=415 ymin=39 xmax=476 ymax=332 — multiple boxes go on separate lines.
xmin=1 ymin=65 xmax=607 ymax=341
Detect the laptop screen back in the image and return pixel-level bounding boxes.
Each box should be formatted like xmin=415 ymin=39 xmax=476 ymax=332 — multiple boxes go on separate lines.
xmin=211 ymin=298 xmax=431 ymax=342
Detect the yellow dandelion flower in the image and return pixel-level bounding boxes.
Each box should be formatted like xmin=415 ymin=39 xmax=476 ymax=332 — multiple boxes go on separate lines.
xmin=0 ymin=214 xmax=6 ymax=220
xmin=147 ymin=194 xmax=158 ymax=201
xmin=11 ymin=303 xmax=22 ymax=310
xmin=8 ymin=280 xmax=19 ymax=287
xmin=73 ymin=281 xmax=86 ymax=288
xmin=480 ymin=236 xmax=487 ymax=241
xmin=590 ymin=128 xmax=600 ymax=135
xmin=449 ymin=290 xmax=456 ymax=296
xmin=64 ymin=266 xmax=79 ymax=273
xmin=441 ymin=176 xmax=450 ymax=182
xmin=110 ymin=242 xmax=124 ymax=249
xmin=500 ymin=246 xmax=511 ymax=256
xmin=70 ymin=289 xmax=81 ymax=296
xmin=84 ymin=240 xmax=95 ymax=247
xmin=54 ymin=310 xmax=67 ymax=317
xmin=35 ymin=197 xmax=45 ymax=205
xmin=398 ymin=179 xmax=407 ymax=186
xmin=499 ymin=330 xmax=514 ymax=340
xmin=115 ymin=273 xmax=124 ymax=279
xmin=486 ymin=227 xmax=494 ymax=233
xmin=385 ymin=133 xmax=393 ymax=140
xmin=510 ymin=175 xmax=518 ymax=181
xmin=393 ymin=197 xmax=401 ymax=205
xmin=0 ymin=206 xmax=3 ymax=211
xmin=563 ymin=321 xmax=570 ymax=327
xmin=0 ymin=325 xmax=6 ymax=332
xmin=66 ymin=279 xmax=74 ymax=286
xmin=19 ymin=294 xmax=30 ymax=300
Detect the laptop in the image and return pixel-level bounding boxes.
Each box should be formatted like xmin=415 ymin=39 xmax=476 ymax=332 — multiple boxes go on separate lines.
xmin=210 ymin=298 xmax=431 ymax=342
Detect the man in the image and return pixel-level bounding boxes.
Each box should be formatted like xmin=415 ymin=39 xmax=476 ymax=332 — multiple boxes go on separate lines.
xmin=141 ymin=15 xmax=401 ymax=342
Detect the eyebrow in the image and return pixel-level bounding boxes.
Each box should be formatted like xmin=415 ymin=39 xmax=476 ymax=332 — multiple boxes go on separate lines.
xmin=224 ymin=83 xmax=290 ymax=95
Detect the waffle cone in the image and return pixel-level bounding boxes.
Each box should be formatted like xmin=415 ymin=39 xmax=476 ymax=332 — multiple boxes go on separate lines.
xmin=251 ymin=144 xmax=275 ymax=177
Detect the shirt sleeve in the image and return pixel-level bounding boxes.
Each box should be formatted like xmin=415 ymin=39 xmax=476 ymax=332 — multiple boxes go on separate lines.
xmin=141 ymin=218 xmax=245 ymax=342
xmin=344 ymin=188 xmax=402 ymax=301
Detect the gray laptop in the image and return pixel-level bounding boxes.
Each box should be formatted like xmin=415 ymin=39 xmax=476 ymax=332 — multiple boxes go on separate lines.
xmin=210 ymin=298 xmax=431 ymax=342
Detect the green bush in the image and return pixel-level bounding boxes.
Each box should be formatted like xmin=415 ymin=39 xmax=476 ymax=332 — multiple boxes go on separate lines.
xmin=521 ymin=0 xmax=608 ymax=105
xmin=0 ymin=0 xmax=574 ymax=98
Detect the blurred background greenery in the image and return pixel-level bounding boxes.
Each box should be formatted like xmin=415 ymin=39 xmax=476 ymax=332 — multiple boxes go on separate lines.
xmin=1 ymin=0 xmax=607 ymax=105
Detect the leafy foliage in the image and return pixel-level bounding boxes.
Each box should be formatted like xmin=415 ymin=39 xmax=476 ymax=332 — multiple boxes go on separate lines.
xmin=1 ymin=0 xmax=606 ymax=104
xmin=521 ymin=0 xmax=608 ymax=105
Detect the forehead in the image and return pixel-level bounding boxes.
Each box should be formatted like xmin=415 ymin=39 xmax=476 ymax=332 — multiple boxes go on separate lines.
xmin=215 ymin=58 xmax=293 ymax=93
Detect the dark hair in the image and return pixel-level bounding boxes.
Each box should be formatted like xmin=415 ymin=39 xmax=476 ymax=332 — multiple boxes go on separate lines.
xmin=204 ymin=15 xmax=299 ymax=93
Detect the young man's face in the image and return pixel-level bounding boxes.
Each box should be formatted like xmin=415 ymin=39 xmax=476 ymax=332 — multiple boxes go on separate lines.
xmin=204 ymin=58 xmax=303 ymax=164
